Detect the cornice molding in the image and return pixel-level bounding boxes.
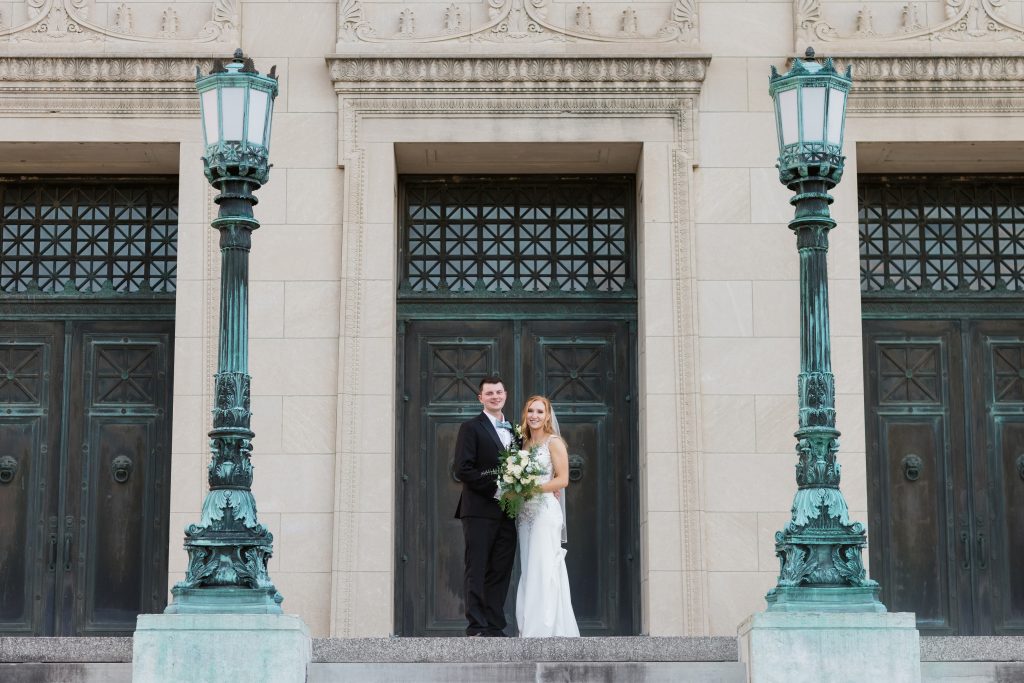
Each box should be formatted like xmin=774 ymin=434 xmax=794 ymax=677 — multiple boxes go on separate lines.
xmin=327 ymin=55 xmax=710 ymax=93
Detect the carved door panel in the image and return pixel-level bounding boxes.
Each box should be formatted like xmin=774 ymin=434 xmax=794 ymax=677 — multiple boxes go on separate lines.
xmin=864 ymin=317 xmax=1024 ymax=635
xmin=0 ymin=322 xmax=64 ymax=635
xmin=397 ymin=320 xmax=515 ymax=636
xmin=0 ymin=320 xmax=173 ymax=636
xmin=863 ymin=319 xmax=969 ymax=635
xmin=969 ymin=320 xmax=1024 ymax=635
xmin=62 ymin=321 xmax=174 ymax=635
xmin=521 ymin=319 xmax=638 ymax=635
xmin=397 ymin=317 xmax=638 ymax=636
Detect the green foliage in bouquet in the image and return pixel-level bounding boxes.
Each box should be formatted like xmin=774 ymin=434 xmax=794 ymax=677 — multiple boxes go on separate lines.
xmin=494 ymin=444 xmax=548 ymax=519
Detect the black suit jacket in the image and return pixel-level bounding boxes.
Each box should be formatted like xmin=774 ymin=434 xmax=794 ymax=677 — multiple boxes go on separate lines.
xmin=453 ymin=412 xmax=507 ymax=519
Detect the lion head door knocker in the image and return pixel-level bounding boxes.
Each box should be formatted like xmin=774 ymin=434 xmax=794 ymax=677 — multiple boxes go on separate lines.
xmin=0 ymin=456 xmax=17 ymax=484
xmin=568 ymin=454 xmax=585 ymax=483
xmin=111 ymin=455 xmax=134 ymax=484
xmin=901 ymin=454 xmax=923 ymax=482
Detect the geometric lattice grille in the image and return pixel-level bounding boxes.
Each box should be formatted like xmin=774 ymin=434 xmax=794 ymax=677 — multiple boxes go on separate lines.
xmin=0 ymin=178 xmax=178 ymax=295
xmin=859 ymin=175 xmax=1024 ymax=293
xmin=401 ymin=177 xmax=634 ymax=296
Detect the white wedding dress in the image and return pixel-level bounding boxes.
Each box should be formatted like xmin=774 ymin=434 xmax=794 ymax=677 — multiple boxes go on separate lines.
xmin=515 ymin=438 xmax=580 ymax=637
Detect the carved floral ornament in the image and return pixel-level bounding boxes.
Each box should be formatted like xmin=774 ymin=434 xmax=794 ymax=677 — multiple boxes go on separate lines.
xmin=0 ymin=0 xmax=237 ymax=47
xmin=337 ymin=0 xmax=698 ymax=45
xmin=797 ymin=0 xmax=1024 ymax=47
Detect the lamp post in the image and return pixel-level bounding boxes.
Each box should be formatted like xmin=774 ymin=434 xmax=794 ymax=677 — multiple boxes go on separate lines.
xmin=166 ymin=49 xmax=282 ymax=614
xmin=766 ymin=48 xmax=883 ymax=612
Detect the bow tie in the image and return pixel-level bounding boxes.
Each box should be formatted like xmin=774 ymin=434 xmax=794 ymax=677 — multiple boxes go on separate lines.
xmin=495 ymin=420 xmax=512 ymax=431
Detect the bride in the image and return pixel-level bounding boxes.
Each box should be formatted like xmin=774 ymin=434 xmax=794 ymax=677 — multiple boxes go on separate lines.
xmin=515 ymin=395 xmax=580 ymax=638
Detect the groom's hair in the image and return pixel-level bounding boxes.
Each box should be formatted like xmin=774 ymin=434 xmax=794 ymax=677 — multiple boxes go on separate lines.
xmin=478 ymin=375 xmax=505 ymax=392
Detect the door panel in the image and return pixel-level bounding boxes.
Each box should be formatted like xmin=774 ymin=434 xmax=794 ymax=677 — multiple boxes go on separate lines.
xmin=0 ymin=323 xmax=63 ymax=635
xmin=522 ymin=320 xmax=636 ymax=634
xmin=864 ymin=320 xmax=967 ymax=635
xmin=972 ymin=322 xmax=1024 ymax=634
xmin=865 ymin=317 xmax=1024 ymax=635
xmin=399 ymin=321 xmax=514 ymax=636
xmin=67 ymin=323 xmax=173 ymax=635
xmin=0 ymin=320 xmax=172 ymax=636
xmin=398 ymin=317 xmax=638 ymax=636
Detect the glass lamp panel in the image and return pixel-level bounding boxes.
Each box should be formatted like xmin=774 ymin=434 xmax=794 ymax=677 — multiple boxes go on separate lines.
xmin=800 ymin=87 xmax=827 ymax=143
xmin=220 ymin=87 xmax=246 ymax=142
xmin=200 ymin=90 xmax=219 ymax=146
xmin=826 ymin=87 xmax=847 ymax=146
xmin=779 ymin=89 xmax=799 ymax=146
xmin=246 ymin=90 xmax=269 ymax=146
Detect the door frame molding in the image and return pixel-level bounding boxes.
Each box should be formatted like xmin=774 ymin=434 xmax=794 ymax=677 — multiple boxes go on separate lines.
xmin=327 ymin=57 xmax=709 ymax=636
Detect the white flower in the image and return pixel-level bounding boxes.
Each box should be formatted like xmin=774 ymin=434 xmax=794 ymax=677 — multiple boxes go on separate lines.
xmin=503 ymin=474 xmax=514 ymax=483
xmin=518 ymin=450 xmax=530 ymax=458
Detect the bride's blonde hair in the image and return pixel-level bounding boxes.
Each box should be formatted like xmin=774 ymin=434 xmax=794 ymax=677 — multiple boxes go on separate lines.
xmin=521 ymin=395 xmax=555 ymax=443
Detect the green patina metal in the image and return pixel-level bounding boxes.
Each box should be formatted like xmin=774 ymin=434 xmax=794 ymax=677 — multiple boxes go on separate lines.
xmin=766 ymin=49 xmax=884 ymax=612
xmin=166 ymin=50 xmax=283 ymax=614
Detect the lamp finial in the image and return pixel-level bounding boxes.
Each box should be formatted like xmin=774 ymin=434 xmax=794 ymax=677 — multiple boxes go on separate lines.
xmin=804 ymin=47 xmax=815 ymax=59
xmin=233 ymin=48 xmax=244 ymax=60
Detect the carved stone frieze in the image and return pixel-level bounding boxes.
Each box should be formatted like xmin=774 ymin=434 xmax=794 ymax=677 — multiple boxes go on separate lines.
xmin=0 ymin=0 xmax=238 ymax=50
xmin=327 ymin=56 xmax=709 ymax=93
xmin=797 ymin=0 xmax=1024 ymax=51
xmin=0 ymin=56 xmax=213 ymax=114
xmin=832 ymin=55 xmax=1024 ymax=113
xmin=337 ymin=0 xmax=698 ymax=47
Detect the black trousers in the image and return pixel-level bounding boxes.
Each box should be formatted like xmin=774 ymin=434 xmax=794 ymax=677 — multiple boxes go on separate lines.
xmin=462 ymin=515 xmax=517 ymax=636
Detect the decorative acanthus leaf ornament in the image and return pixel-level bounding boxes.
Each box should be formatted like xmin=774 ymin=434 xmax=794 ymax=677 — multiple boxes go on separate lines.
xmin=2 ymin=0 xmax=238 ymax=45
xmin=796 ymin=0 xmax=1024 ymax=45
xmin=335 ymin=0 xmax=698 ymax=44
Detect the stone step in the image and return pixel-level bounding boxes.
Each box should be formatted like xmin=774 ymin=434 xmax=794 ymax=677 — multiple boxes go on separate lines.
xmin=310 ymin=636 xmax=743 ymax=682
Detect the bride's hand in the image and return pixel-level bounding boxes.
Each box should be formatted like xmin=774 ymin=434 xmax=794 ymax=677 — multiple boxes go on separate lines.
xmin=553 ymin=490 xmax=561 ymax=501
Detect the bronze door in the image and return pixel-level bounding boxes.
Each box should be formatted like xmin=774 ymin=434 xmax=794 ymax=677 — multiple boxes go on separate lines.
xmin=0 ymin=319 xmax=173 ymax=636
xmin=397 ymin=317 xmax=639 ymax=636
xmin=864 ymin=317 xmax=1024 ymax=635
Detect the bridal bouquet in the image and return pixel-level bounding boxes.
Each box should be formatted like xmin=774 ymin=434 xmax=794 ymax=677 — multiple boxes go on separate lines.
xmin=493 ymin=442 xmax=548 ymax=519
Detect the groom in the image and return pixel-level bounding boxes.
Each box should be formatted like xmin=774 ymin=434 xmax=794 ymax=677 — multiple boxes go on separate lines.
xmin=453 ymin=375 xmax=517 ymax=637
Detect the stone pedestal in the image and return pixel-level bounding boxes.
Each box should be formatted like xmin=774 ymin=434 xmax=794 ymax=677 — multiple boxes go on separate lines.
xmin=133 ymin=613 xmax=311 ymax=683
xmin=738 ymin=611 xmax=920 ymax=683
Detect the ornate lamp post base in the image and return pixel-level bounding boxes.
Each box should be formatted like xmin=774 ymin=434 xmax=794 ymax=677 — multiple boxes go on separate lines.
xmin=166 ymin=586 xmax=283 ymax=614
xmin=767 ymin=586 xmax=884 ymax=613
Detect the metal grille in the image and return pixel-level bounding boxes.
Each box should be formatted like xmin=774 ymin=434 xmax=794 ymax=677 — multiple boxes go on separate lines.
xmin=1 ymin=178 xmax=178 ymax=296
xmin=859 ymin=175 xmax=1024 ymax=294
xmin=400 ymin=177 xmax=634 ymax=297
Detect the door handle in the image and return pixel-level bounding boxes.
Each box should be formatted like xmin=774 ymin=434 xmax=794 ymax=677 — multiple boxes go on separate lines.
xmin=48 ymin=533 xmax=58 ymax=572
xmin=63 ymin=517 xmax=73 ymax=571
xmin=977 ymin=532 xmax=987 ymax=570
xmin=960 ymin=531 xmax=971 ymax=569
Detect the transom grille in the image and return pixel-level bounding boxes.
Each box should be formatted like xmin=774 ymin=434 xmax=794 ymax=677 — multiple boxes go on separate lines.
xmin=399 ymin=177 xmax=635 ymax=299
xmin=859 ymin=175 xmax=1024 ymax=294
xmin=1 ymin=178 xmax=178 ymax=296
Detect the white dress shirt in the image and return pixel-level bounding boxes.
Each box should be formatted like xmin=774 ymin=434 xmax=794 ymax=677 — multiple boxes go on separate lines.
xmin=484 ymin=411 xmax=512 ymax=449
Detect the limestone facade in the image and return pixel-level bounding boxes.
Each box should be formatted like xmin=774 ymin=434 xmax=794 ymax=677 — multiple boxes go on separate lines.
xmin=1 ymin=0 xmax=1022 ymax=638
